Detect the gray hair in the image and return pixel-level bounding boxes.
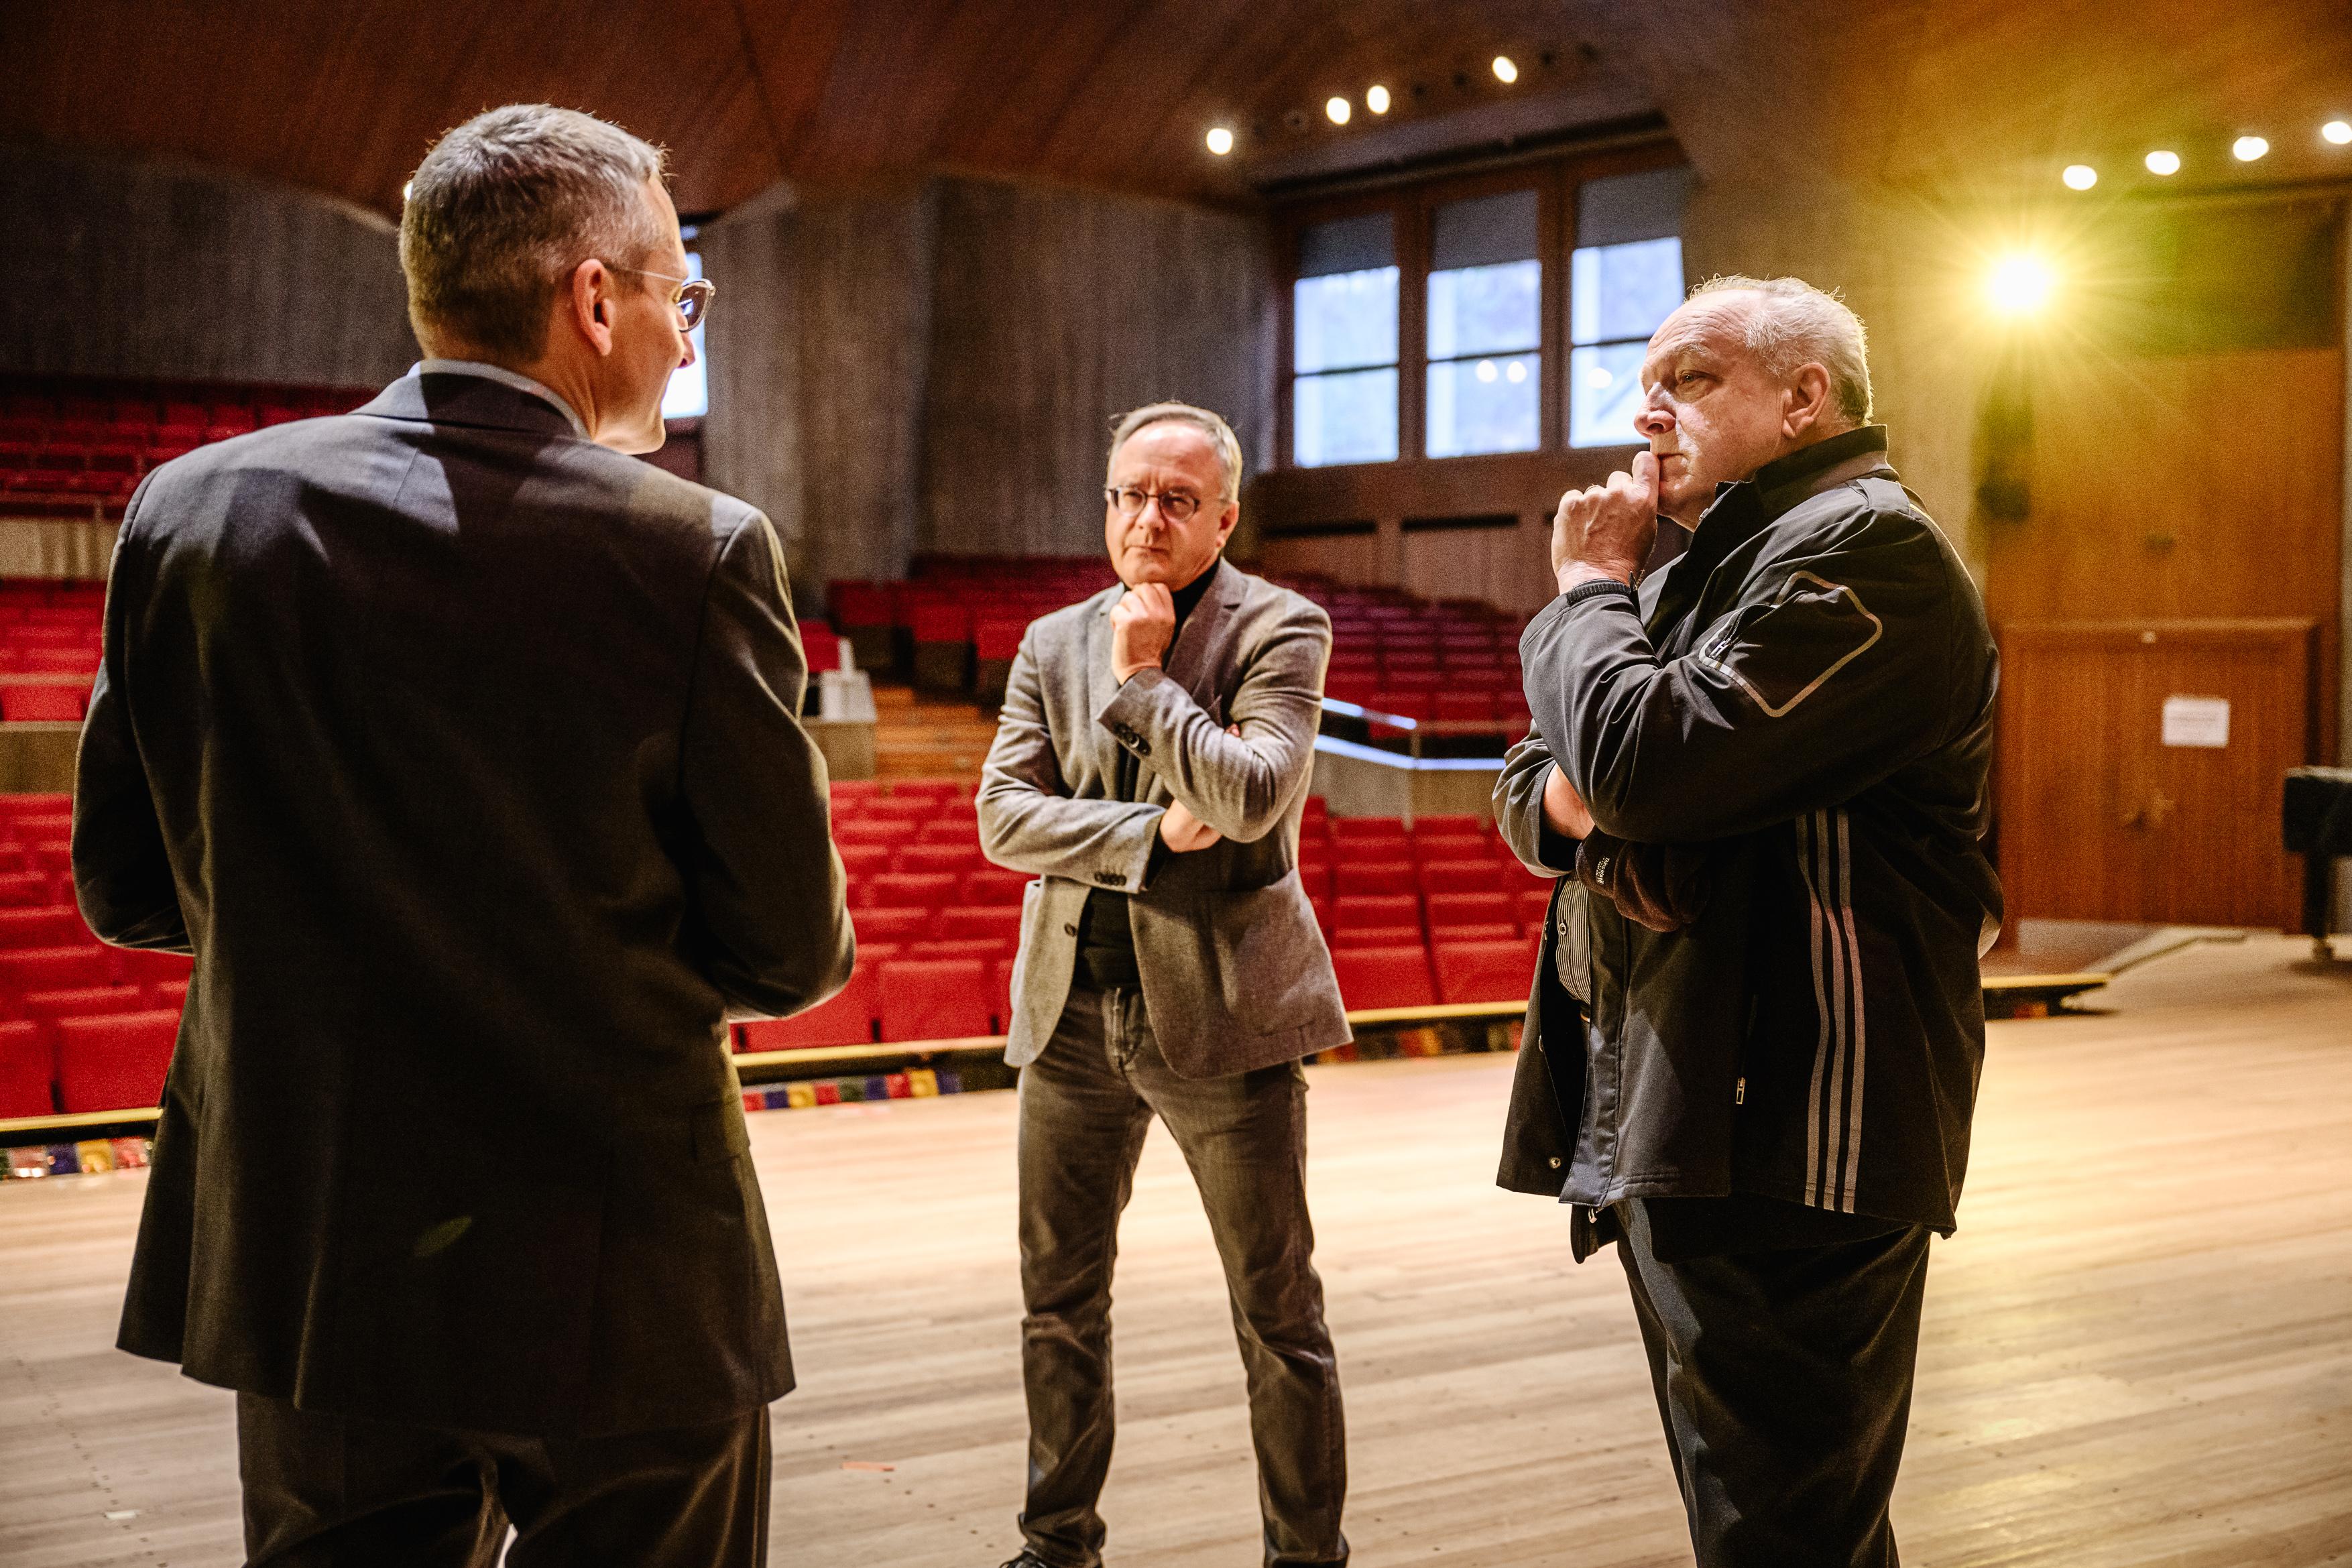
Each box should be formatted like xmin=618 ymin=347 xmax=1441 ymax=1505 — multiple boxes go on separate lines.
xmin=1688 ymin=274 xmax=1873 ymax=426
xmin=400 ymin=105 xmax=670 ymax=361
xmin=1106 ymin=402 xmax=1244 ymax=501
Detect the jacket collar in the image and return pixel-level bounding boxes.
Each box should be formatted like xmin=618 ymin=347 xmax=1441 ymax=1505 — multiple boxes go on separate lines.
xmin=353 ymin=371 xmax=587 ymax=442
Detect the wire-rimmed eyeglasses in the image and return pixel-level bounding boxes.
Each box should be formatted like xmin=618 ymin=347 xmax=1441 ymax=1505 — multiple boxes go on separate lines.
xmin=605 ymin=263 xmax=715 ymax=331
xmin=1105 ymin=485 xmax=1222 ymax=524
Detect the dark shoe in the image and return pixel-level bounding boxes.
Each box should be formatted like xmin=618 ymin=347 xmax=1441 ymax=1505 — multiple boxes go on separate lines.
xmin=997 ymin=1556 xmax=1061 ymax=1568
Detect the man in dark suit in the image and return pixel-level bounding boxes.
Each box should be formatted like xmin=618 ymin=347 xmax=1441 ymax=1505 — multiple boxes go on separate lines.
xmin=70 ymin=104 xmax=851 ymax=1567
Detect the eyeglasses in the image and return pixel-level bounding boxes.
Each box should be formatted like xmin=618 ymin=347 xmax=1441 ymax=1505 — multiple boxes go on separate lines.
xmin=1105 ymin=485 xmax=1222 ymax=524
xmin=605 ymin=263 xmax=715 ymax=331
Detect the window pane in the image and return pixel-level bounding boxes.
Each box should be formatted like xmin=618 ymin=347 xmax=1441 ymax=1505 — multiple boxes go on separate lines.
xmin=1293 ymin=368 xmax=1399 ymax=467
xmin=1427 ymin=259 xmax=1540 ymax=359
xmin=1426 ymin=353 xmax=1539 ymax=458
xmin=1294 ymin=267 xmax=1399 ymax=373
xmin=1431 ymin=189 xmax=1538 ymax=270
xmin=1570 ymin=237 xmax=1684 ymax=347
xmin=660 ymin=250 xmax=709 ymax=420
xmin=1568 ymin=343 xmax=1649 ymax=448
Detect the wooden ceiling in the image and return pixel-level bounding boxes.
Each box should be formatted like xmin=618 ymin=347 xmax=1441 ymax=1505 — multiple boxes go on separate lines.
xmin=0 ymin=0 xmax=2345 ymax=217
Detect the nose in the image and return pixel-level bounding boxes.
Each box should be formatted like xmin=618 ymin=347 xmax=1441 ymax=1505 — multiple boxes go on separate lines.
xmin=677 ymin=328 xmax=697 ymax=370
xmin=1634 ymin=400 xmax=1674 ymax=440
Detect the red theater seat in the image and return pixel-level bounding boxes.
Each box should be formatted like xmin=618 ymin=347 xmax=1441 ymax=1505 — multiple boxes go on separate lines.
xmin=0 ymin=945 xmax=114 ymax=993
xmin=1332 ymin=819 xmax=1408 ymax=849
xmin=1419 ymin=859 xmax=1509 ymax=896
xmin=1433 ymin=937 xmax=1541 ymax=1004
xmin=917 ymin=819 xmax=981 ymax=845
xmin=1334 ymin=894 xmax=1418 ymax=930
xmin=1412 ymin=833 xmax=1492 ymax=863
xmin=991 ymin=958 xmax=1016 ymax=1032
xmin=1330 ymin=944 xmax=1437 ymax=1011
xmin=878 ymin=959 xmax=991 ymax=1042
xmin=0 ymin=906 xmax=84 ymax=948
xmin=0 ymin=684 xmax=85 ymax=721
xmin=22 ymin=984 xmax=143 ymax=1020
xmin=1518 ymin=886 xmax=1557 ymax=932
xmin=54 ymin=1010 xmax=181 ymax=1113
xmin=908 ymin=938 xmax=1009 ymax=963
xmin=0 ymin=1018 xmax=49 ymax=1116
xmin=942 ymin=905 xmax=1022 ymax=944
xmin=896 ymin=844 xmax=981 ymax=876
xmin=837 ymin=843 xmax=893 ymax=880
xmin=959 ymin=867 xmax=1030 ymax=906
xmin=0 ymin=793 xmax=70 ymax=819
xmin=836 ymin=819 xmax=919 ymax=849
xmin=1332 ymin=924 xmax=1422 ymax=949
xmin=0 ymin=873 xmax=50 ymax=907
xmin=1414 ymin=815 xmax=1485 ymax=837
xmin=1425 ymin=892 xmax=1517 ymax=932
xmin=1334 ymin=860 xmax=1415 ymax=898
xmin=854 ymin=907 xmax=931 ymax=944
xmin=737 ymin=967 xmax=879 ymax=1050
xmin=860 ymin=872 xmax=956 ymax=910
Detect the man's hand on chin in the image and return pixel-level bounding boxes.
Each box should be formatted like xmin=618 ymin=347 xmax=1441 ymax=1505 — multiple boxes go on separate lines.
xmin=1110 ymin=583 xmax=1177 ymax=682
xmin=1550 ymin=450 xmax=1659 ymax=595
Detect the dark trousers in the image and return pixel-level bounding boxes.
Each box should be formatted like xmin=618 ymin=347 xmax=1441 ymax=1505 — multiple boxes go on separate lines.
xmin=1616 ymin=1201 xmax=1931 ymax=1568
xmin=235 ymin=1392 xmax=770 ymax=1567
xmin=1016 ymin=984 xmax=1346 ymax=1568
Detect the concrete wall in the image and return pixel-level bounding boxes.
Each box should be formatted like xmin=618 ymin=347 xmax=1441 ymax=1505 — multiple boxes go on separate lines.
xmin=0 ymin=144 xmax=416 ymax=388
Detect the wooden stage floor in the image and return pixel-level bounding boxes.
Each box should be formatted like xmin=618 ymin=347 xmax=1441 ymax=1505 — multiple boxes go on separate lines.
xmin=3 ymin=934 xmax=2348 ymax=1566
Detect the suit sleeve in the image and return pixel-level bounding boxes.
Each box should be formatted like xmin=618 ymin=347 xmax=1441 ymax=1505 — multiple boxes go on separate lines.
xmin=1527 ymin=512 xmax=1962 ymax=845
xmin=677 ymin=512 xmax=854 ymax=1018
xmin=976 ymin=623 xmax=1165 ymax=888
xmin=1094 ymin=599 xmax=1330 ymax=845
xmin=72 ymin=485 xmax=190 ymax=953
xmin=1493 ymin=736 xmax=1574 ymax=878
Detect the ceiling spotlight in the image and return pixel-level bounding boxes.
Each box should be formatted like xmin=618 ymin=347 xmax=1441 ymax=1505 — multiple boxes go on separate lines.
xmin=1492 ymin=55 xmax=1519 ymax=84
xmin=1205 ymin=125 xmax=1234 ymax=156
xmin=1985 ymin=253 xmax=2056 ymax=316
xmin=2233 ymin=135 xmax=2269 ymax=162
xmin=1475 ymin=359 xmax=1498 ymax=383
xmin=2144 ymin=149 xmax=2180 ymax=175
xmin=2061 ymin=164 xmax=2097 ymax=190
xmin=1326 ymin=95 xmax=1352 ymax=125
xmin=2324 ymin=120 xmax=2352 ymax=145
xmin=1505 ymin=359 xmax=1528 ymax=384
xmin=1366 ymin=84 xmax=1391 ymax=115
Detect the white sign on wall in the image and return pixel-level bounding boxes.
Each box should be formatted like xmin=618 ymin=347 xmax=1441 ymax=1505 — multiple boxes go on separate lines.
xmin=2161 ymin=695 xmax=2231 ymax=749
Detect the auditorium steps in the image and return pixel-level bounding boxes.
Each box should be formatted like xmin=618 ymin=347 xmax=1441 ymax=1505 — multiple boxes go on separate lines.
xmin=870 ymin=680 xmax=999 ymax=782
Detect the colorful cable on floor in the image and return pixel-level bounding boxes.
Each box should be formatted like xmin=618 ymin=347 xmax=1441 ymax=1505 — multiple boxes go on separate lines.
xmin=740 ymin=1067 xmax=964 ymax=1113
xmin=4 ymin=1136 xmax=152 ymax=1180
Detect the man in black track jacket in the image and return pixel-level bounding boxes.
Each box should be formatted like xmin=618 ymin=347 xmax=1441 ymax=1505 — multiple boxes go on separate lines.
xmin=1494 ymin=274 xmax=1999 ymax=1568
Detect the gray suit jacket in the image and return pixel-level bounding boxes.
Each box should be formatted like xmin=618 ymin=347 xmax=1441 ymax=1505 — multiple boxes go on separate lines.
xmin=977 ymin=559 xmax=1348 ymax=1078
xmin=74 ymin=372 xmax=853 ymax=1438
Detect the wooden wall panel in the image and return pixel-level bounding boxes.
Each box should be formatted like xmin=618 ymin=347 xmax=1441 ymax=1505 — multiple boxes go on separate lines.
xmin=1399 ymin=519 xmax=1553 ymax=615
xmin=1258 ymin=530 xmax=1384 ymax=587
xmin=1997 ymin=620 xmax=2316 ymax=928
xmin=0 ymin=146 xmax=416 ymax=387
xmin=919 ymin=178 xmax=1271 ymax=560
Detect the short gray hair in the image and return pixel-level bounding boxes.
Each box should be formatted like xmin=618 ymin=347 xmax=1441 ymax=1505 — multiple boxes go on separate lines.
xmin=401 ymin=105 xmax=670 ymax=361
xmin=1106 ymin=402 xmax=1244 ymax=501
xmin=1688 ymin=274 xmax=1873 ymax=426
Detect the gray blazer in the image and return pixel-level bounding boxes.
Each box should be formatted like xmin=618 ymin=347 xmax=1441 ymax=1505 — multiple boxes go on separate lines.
xmin=977 ymin=558 xmax=1348 ymax=1078
xmin=75 ymin=372 xmax=852 ymax=1439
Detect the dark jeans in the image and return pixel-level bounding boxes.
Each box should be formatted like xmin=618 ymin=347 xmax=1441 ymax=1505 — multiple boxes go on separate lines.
xmin=1616 ymin=1199 xmax=1932 ymax=1568
xmin=1016 ymin=984 xmax=1347 ymax=1568
xmin=235 ymin=1392 xmax=770 ymax=1567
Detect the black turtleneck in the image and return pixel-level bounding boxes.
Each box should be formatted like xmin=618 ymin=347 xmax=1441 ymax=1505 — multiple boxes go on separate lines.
xmin=1074 ymin=561 xmax=1220 ymax=991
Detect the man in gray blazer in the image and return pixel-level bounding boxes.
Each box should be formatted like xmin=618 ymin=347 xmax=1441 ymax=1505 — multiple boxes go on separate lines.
xmin=978 ymin=402 xmax=1351 ymax=1568
xmin=72 ymin=106 xmax=849 ymax=1567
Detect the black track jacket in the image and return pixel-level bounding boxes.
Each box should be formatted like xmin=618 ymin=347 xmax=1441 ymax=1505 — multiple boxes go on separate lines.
xmin=1495 ymin=426 xmax=2000 ymax=1249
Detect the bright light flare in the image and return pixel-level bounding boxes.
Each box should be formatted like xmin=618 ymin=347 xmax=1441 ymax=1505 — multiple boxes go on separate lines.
xmin=1366 ymin=84 xmax=1391 ymax=115
xmin=1325 ymin=96 xmax=1352 ymax=125
xmin=1985 ymin=253 xmax=2057 ymax=316
xmin=1205 ymin=126 xmax=1234 ymax=156
xmin=1492 ymin=55 xmax=1519 ymax=84
xmin=2324 ymin=120 xmax=2351 ymax=146
xmin=2062 ymin=164 xmax=2097 ymax=190
xmin=2233 ymin=135 xmax=2269 ymax=162
xmin=2144 ymin=149 xmax=2180 ymax=176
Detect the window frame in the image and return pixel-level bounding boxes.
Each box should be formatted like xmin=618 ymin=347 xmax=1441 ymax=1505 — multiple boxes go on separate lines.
xmin=1273 ymin=142 xmax=1688 ymax=473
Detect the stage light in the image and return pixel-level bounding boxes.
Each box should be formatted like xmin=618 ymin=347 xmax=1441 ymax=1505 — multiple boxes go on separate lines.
xmin=2325 ymin=120 xmax=2352 ymax=145
xmin=2062 ymin=164 xmax=2097 ymax=190
xmin=1366 ymin=84 xmax=1391 ymax=115
xmin=1475 ymin=359 xmax=1498 ymax=383
xmin=2233 ymin=135 xmax=2269 ymax=162
xmin=1505 ymin=359 xmax=1528 ymax=384
xmin=1985 ymin=253 xmax=2056 ymax=316
xmin=2144 ymin=149 xmax=2180 ymax=175
xmin=1206 ymin=126 xmax=1234 ymax=156
xmin=1326 ymin=96 xmax=1352 ymax=125
xmin=1492 ymin=55 xmax=1519 ymax=84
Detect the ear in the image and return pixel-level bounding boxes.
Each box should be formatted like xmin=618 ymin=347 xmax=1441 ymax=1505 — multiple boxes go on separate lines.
xmin=1211 ymin=498 xmax=1240 ymax=552
xmin=565 ymin=259 xmax=619 ymax=357
xmin=1784 ymin=363 xmax=1836 ymax=438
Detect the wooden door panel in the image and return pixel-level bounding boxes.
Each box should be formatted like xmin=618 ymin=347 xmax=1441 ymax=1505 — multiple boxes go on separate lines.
xmin=1998 ymin=620 xmax=2314 ymax=928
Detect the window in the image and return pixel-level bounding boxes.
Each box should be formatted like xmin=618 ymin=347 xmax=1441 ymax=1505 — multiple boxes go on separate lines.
xmin=660 ymin=247 xmax=709 ymax=421
xmin=1425 ymin=190 xmax=1541 ymax=457
xmin=1292 ymin=215 xmax=1398 ymax=467
xmin=1569 ymin=169 xmax=1690 ymax=448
